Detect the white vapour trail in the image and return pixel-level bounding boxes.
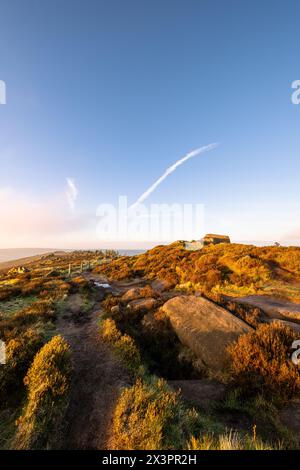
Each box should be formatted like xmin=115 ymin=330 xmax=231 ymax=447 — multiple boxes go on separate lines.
xmin=130 ymin=143 xmax=219 ymax=209
xmin=66 ymin=177 xmax=78 ymax=212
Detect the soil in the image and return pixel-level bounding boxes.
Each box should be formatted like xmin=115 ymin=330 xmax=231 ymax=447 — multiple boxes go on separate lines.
xmin=168 ymin=379 xmax=226 ymax=409
xmin=56 ymin=289 xmax=130 ymax=449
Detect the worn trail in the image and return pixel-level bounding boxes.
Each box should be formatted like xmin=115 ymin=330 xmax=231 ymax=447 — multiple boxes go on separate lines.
xmin=56 ymin=287 xmax=130 ymax=449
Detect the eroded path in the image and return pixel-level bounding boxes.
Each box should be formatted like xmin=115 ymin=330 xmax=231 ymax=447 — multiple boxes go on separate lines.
xmin=56 ymin=286 xmax=130 ymax=449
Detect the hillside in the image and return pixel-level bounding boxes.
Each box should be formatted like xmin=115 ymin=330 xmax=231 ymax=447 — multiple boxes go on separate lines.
xmin=96 ymin=241 xmax=300 ymax=299
xmin=0 ymin=243 xmax=300 ymax=450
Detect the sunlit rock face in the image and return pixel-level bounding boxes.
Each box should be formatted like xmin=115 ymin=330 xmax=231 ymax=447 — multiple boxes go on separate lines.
xmin=161 ymin=295 xmax=252 ymax=371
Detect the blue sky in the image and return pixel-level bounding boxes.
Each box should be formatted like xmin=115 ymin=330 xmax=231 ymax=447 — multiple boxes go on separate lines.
xmin=0 ymin=0 xmax=299 ymax=247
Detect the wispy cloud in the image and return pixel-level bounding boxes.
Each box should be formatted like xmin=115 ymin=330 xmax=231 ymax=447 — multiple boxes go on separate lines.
xmin=0 ymin=186 xmax=93 ymax=248
xmin=66 ymin=177 xmax=78 ymax=212
xmin=130 ymin=143 xmax=219 ymax=209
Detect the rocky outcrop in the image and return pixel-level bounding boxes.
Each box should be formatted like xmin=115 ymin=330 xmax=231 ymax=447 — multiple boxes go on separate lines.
xmin=234 ymin=295 xmax=300 ymax=323
xmin=202 ymin=234 xmax=231 ymax=245
xmin=121 ymin=287 xmax=144 ymax=301
xmin=121 ymin=286 xmax=157 ymax=302
xmin=161 ymin=295 xmax=253 ymax=371
xmin=126 ymin=298 xmax=157 ymax=314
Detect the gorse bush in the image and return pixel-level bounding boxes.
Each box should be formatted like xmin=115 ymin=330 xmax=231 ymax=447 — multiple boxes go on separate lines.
xmin=100 ymin=318 xmax=122 ymax=343
xmin=228 ymin=323 xmax=300 ymax=401
xmin=0 ymin=329 xmax=44 ymax=407
xmin=14 ymin=335 xmax=71 ymax=449
xmin=100 ymin=318 xmax=141 ymax=371
xmin=111 ymin=378 xmax=200 ymax=450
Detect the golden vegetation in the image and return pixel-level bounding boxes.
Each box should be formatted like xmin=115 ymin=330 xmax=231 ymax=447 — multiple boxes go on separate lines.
xmin=228 ymin=323 xmax=300 ymax=400
xmin=101 ymin=294 xmax=199 ymax=379
xmin=0 ymin=329 xmax=44 ymax=407
xmin=100 ymin=318 xmax=142 ymax=371
xmin=186 ymin=429 xmax=277 ymax=450
xmin=111 ymin=377 xmax=279 ymax=450
xmin=14 ymin=335 xmax=71 ymax=449
xmin=96 ymin=242 xmax=300 ymax=299
xmin=99 ymin=243 xmax=300 ymax=449
xmin=1 ymin=245 xmax=300 ymax=450
xmin=111 ymin=378 xmax=199 ymax=450
xmin=0 ymin=250 xmax=105 ymax=448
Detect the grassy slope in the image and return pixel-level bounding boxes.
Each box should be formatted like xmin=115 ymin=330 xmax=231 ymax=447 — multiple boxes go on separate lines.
xmin=96 ymin=242 xmax=300 ymax=300
xmin=1 ymin=244 xmax=300 ymax=449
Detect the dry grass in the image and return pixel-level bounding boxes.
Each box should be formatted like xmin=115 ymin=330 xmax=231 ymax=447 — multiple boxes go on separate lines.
xmin=100 ymin=318 xmax=142 ymax=371
xmin=0 ymin=329 xmax=45 ymax=407
xmin=110 ymin=377 xmax=199 ymax=450
xmin=14 ymin=335 xmax=71 ymax=449
xmin=187 ymin=429 xmax=278 ymax=450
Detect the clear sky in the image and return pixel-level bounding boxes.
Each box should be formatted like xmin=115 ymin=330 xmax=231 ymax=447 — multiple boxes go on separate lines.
xmin=0 ymin=0 xmax=299 ymax=248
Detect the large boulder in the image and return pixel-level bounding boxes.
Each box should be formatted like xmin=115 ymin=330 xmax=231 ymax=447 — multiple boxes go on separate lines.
xmin=161 ymin=295 xmax=253 ymax=371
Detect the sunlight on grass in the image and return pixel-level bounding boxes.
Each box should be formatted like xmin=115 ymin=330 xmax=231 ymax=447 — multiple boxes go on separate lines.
xmin=0 ymin=296 xmax=37 ymax=318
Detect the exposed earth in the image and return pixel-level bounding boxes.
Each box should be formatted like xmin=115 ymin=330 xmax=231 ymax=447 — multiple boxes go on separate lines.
xmin=56 ymin=281 xmax=130 ymax=449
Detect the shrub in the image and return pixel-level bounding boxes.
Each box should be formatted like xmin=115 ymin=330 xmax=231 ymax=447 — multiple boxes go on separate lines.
xmin=227 ymin=323 xmax=300 ymax=400
xmin=0 ymin=286 xmax=21 ymax=302
xmin=0 ymin=329 xmax=44 ymax=407
xmin=114 ymin=334 xmax=141 ymax=370
xmin=14 ymin=335 xmax=71 ymax=449
xmin=111 ymin=378 xmax=199 ymax=450
xmin=100 ymin=318 xmax=121 ymax=343
xmin=21 ymin=279 xmax=45 ymax=296
xmin=100 ymin=319 xmax=141 ymax=371
xmin=22 ymin=299 xmax=55 ymax=320
xmin=101 ymin=294 xmax=121 ymax=314
xmin=140 ymin=310 xmax=200 ymax=379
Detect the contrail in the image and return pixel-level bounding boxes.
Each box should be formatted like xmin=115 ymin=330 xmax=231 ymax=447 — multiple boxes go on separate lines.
xmin=66 ymin=177 xmax=78 ymax=212
xmin=130 ymin=143 xmax=219 ymax=209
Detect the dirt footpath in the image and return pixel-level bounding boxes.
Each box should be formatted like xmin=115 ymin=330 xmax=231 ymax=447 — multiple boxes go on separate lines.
xmin=56 ymin=293 xmax=130 ymax=449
